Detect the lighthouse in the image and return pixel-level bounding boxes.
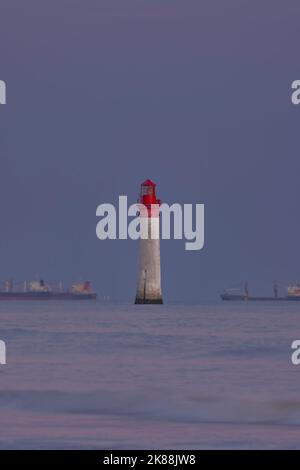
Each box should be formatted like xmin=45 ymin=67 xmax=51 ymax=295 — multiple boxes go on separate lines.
xmin=135 ymin=179 xmax=163 ymax=304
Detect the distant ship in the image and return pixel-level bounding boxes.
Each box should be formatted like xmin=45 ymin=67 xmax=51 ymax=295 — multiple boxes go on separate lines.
xmin=0 ymin=279 xmax=97 ymax=300
xmin=221 ymin=282 xmax=300 ymax=301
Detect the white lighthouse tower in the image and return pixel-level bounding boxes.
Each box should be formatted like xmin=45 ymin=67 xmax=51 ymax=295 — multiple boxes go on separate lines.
xmin=135 ymin=179 xmax=163 ymax=304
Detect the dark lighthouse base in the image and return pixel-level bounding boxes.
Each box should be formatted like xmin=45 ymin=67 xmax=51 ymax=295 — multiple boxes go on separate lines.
xmin=135 ymin=298 xmax=163 ymax=305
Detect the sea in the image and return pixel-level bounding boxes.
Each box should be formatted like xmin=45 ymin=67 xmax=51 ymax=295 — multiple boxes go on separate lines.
xmin=0 ymin=301 xmax=299 ymax=450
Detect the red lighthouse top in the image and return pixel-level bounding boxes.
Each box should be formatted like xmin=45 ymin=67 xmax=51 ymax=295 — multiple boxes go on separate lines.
xmin=139 ymin=179 xmax=161 ymax=216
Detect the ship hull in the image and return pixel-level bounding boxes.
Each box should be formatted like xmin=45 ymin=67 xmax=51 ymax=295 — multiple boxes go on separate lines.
xmin=0 ymin=292 xmax=97 ymax=300
xmin=221 ymin=294 xmax=299 ymax=301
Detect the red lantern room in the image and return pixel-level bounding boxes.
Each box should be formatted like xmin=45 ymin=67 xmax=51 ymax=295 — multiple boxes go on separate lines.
xmin=138 ymin=179 xmax=161 ymax=217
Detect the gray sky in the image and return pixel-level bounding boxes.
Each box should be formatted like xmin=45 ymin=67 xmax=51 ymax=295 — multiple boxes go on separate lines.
xmin=0 ymin=0 xmax=299 ymax=301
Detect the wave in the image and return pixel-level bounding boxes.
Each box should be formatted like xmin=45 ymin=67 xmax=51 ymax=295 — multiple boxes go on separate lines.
xmin=1 ymin=389 xmax=300 ymax=427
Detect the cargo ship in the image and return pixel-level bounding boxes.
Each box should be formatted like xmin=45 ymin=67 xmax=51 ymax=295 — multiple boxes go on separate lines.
xmin=221 ymin=282 xmax=300 ymax=301
xmin=0 ymin=279 xmax=97 ymax=300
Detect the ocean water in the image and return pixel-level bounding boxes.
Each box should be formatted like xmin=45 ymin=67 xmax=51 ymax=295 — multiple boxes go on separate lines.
xmin=0 ymin=301 xmax=299 ymax=450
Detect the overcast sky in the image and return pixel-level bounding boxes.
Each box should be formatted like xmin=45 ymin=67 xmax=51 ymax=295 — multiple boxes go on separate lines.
xmin=0 ymin=0 xmax=299 ymax=302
